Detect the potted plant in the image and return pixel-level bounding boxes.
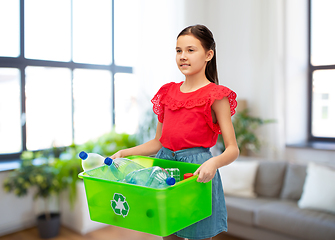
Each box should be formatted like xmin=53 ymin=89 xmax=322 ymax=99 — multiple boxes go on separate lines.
xmin=3 ymin=152 xmax=63 ymax=238
xmin=57 ymin=130 xmax=139 ymax=234
xmin=3 ymin=129 xmax=139 ymax=237
xmin=217 ymin=108 xmax=275 ymax=155
xmin=3 ymin=144 xmax=84 ymax=238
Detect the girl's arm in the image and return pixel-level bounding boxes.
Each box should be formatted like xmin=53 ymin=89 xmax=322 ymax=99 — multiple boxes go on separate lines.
xmin=110 ymin=122 xmax=163 ymax=159
xmin=194 ymin=97 xmax=239 ymax=182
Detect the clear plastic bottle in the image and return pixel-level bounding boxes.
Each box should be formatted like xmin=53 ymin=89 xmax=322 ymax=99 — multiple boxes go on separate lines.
xmin=124 ymin=166 xmax=176 ymax=188
xmin=165 ymin=168 xmax=180 ymax=182
xmin=104 ymin=157 xmax=145 ymax=181
xmin=79 ymin=151 xmax=105 ymax=171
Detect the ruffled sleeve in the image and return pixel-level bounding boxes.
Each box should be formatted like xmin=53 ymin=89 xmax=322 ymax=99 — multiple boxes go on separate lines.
xmin=151 ymin=82 xmax=174 ymax=123
xmin=206 ymin=85 xmax=238 ymax=134
xmin=210 ymin=85 xmax=237 ymax=116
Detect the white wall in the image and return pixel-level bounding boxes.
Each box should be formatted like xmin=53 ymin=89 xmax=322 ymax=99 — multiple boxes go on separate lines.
xmin=114 ymin=0 xmax=186 ymax=131
xmin=0 ymin=171 xmax=35 ymax=236
xmin=208 ymin=0 xmax=286 ymax=160
xmin=285 ymin=0 xmax=309 ymax=145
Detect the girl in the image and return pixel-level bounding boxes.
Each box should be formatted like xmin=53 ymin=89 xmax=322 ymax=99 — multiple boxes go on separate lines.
xmin=111 ymin=25 xmax=239 ymax=240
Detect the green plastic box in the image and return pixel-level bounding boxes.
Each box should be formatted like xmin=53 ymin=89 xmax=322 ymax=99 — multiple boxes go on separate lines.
xmin=78 ymin=155 xmax=212 ymax=237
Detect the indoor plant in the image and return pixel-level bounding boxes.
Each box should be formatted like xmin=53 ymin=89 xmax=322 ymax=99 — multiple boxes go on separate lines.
xmin=217 ymin=108 xmax=275 ymax=155
xmin=57 ymin=130 xmax=139 ymax=234
xmin=3 ymin=129 xmax=139 ymax=237
xmin=3 ymin=150 xmax=66 ymax=238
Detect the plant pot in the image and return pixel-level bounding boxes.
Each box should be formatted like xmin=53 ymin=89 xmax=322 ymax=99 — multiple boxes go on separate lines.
xmin=37 ymin=212 xmax=61 ymax=239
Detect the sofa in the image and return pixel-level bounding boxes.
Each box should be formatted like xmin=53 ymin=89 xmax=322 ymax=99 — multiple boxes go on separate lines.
xmin=218 ymin=159 xmax=335 ymax=240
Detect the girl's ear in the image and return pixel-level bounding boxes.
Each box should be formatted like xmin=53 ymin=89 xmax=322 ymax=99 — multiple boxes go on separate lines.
xmin=206 ymin=49 xmax=214 ymax=62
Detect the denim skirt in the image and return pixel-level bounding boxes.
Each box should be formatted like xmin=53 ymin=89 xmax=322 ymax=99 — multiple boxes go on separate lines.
xmin=156 ymin=147 xmax=227 ymax=240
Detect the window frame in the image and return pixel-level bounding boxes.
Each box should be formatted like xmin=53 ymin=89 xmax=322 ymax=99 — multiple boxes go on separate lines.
xmin=0 ymin=0 xmax=132 ymax=161
xmin=307 ymin=0 xmax=335 ymax=142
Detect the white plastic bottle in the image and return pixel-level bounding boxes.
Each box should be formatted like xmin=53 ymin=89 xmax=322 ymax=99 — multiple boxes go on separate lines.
xmin=79 ymin=151 xmax=105 ymax=171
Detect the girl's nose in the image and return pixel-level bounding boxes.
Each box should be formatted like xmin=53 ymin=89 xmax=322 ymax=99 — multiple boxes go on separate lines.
xmin=180 ymin=52 xmax=187 ymax=60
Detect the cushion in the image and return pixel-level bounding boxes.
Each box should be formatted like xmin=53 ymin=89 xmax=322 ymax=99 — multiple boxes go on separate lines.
xmin=219 ymin=160 xmax=259 ymax=198
xmin=298 ymin=162 xmax=335 ymax=214
xmin=280 ymin=163 xmax=307 ymax=200
xmin=255 ymin=200 xmax=335 ymax=240
xmin=255 ymin=161 xmax=287 ymax=197
xmin=225 ymin=196 xmax=274 ymax=226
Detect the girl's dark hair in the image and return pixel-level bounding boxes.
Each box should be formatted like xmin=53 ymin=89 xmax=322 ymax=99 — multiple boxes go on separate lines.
xmin=177 ymin=25 xmax=218 ymax=85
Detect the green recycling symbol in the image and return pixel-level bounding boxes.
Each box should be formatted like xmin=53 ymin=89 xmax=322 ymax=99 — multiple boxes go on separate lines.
xmin=111 ymin=193 xmax=129 ymax=217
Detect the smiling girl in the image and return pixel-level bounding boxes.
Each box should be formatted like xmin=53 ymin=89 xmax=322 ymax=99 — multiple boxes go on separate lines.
xmin=111 ymin=25 xmax=239 ymax=240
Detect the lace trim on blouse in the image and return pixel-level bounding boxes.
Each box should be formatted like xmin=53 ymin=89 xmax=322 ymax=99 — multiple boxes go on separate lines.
xmin=151 ymin=82 xmax=237 ymax=133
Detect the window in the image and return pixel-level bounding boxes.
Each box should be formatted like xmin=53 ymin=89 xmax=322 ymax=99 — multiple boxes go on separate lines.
xmin=308 ymin=0 xmax=335 ymax=141
xmin=0 ymin=0 xmax=133 ymax=160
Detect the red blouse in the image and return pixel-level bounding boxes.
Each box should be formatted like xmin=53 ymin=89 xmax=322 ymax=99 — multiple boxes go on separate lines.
xmin=151 ymin=82 xmax=237 ymax=152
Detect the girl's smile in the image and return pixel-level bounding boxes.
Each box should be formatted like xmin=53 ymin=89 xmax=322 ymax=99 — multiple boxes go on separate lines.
xmin=180 ymin=63 xmax=190 ymax=68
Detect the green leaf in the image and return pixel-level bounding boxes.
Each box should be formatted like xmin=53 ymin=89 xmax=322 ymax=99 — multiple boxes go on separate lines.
xmin=217 ymin=108 xmax=275 ymax=153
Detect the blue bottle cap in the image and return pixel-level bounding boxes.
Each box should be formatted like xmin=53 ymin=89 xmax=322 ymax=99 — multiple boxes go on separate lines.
xmin=104 ymin=157 xmax=113 ymax=166
xmin=79 ymin=151 xmax=88 ymax=160
xmin=166 ymin=177 xmax=176 ymax=186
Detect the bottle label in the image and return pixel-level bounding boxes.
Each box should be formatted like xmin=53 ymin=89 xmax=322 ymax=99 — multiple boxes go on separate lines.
xmin=165 ymin=168 xmax=180 ymax=182
xmin=110 ymin=193 xmax=129 ymax=217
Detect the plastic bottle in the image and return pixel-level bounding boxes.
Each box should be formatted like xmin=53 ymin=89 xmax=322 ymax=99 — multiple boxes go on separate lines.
xmin=79 ymin=151 xmax=105 ymax=171
xmin=104 ymin=157 xmax=145 ymax=180
xmin=165 ymin=168 xmax=180 ymax=182
xmin=124 ymin=166 xmax=176 ymax=188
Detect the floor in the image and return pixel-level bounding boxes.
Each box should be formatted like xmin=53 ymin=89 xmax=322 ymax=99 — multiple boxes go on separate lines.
xmin=0 ymin=225 xmax=244 ymax=240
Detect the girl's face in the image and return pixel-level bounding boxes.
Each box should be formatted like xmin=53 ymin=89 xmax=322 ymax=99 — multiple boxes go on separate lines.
xmin=176 ymin=34 xmax=213 ymax=77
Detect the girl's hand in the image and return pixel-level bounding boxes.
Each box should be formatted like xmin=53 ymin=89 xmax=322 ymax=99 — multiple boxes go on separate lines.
xmin=110 ymin=150 xmax=125 ymax=159
xmin=193 ymin=158 xmax=217 ymax=183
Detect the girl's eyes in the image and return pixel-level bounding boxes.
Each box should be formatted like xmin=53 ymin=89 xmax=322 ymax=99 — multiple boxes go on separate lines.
xmin=176 ymin=49 xmax=194 ymax=53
